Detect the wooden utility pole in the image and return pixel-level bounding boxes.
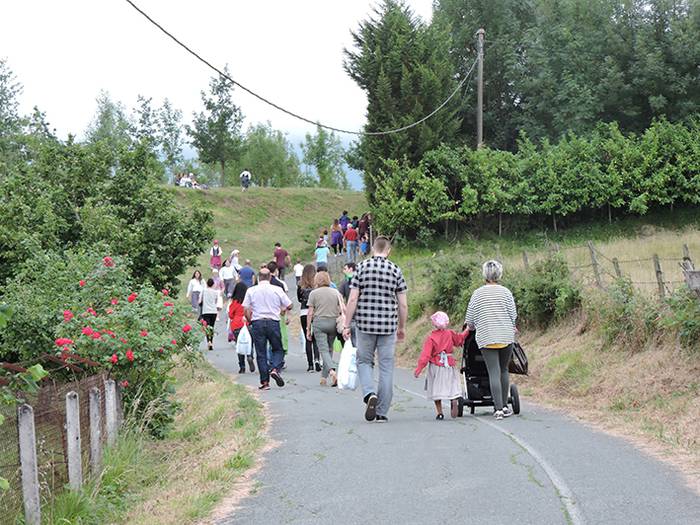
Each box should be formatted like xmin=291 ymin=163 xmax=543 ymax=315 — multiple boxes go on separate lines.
xmin=476 ymin=28 xmax=485 ymax=149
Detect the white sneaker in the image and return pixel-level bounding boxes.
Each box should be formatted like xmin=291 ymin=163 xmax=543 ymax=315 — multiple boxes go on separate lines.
xmin=502 ymin=407 xmax=513 ymax=418
xmin=494 ymin=410 xmax=504 ymax=420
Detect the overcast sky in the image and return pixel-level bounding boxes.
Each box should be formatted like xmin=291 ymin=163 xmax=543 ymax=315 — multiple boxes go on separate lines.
xmin=1 ymin=0 xmax=434 ymax=181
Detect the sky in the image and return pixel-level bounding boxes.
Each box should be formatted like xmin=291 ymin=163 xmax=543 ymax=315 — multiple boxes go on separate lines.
xmin=1 ymin=0 xmax=434 ymax=188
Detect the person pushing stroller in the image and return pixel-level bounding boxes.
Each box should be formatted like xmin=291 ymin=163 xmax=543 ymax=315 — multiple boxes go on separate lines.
xmin=414 ymin=311 xmax=469 ymax=420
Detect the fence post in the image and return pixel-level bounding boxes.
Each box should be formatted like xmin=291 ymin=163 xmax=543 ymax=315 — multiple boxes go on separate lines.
xmin=612 ymin=257 xmax=622 ymax=279
xmin=653 ymin=254 xmax=665 ymax=300
xmin=105 ymin=379 xmax=118 ymax=446
xmin=522 ymin=251 xmax=530 ymax=270
xmin=89 ymin=387 xmax=102 ymax=475
xmin=17 ymin=404 xmax=41 ymax=525
xmin=587 ymin=241 xmax=603 ymax=288
xmin=683 ymin=244 xmax=690 ymax=261
xmin=65 ymin=391 xmax=83 ymax=490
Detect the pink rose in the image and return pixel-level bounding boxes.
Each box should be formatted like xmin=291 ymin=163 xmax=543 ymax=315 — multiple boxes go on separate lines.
xmin=126 ymin=349 xmax=134 ymax=362
xmin=182 ymin=324 xmax=192 ymax=333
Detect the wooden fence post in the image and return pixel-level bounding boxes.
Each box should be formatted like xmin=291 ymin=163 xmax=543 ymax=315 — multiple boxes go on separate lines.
xmin=587 ymin=241 xmax=603 ymax=288
xmin=65 ymin=391 xmax=82 ymax=490
xmin=612 ymin=257 xmax=622 ymax=279
xmin=653 ymin=254 xmax=665 ymax=300
xmin=17 ymin=404 xmax=41 ymax=525
xmin=522 ymin=251 xmax=530 ymax=271
xmin=105 ymin=379 xmax=118 ymax=446
xmin=683 ymin=244 xmax=690 ymax=261
xmin=89 ymin=387 xmax=102 ymax=475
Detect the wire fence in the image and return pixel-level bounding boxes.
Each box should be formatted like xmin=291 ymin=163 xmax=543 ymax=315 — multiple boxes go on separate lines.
xmin=0 ymin=373 xmax=109 ymax=524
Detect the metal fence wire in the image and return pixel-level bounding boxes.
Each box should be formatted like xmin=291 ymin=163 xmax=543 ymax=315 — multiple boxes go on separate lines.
xmin=0 ymin=373 xmax=107 ymax=524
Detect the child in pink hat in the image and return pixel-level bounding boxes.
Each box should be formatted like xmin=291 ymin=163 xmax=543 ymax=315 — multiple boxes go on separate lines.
xmin=414 ymin=311 xmax=469 ymax=420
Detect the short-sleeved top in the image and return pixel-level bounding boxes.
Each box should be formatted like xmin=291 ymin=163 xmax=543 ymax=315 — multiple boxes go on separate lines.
xmin=350 ymin=256 xmax=407 ymax=335
xmin=315 ymin=246 xmax=330 ymax=264
xmin=242 ymin=281 xmax=292 ymax=321
xmin=274 ymin=247 xmax=289 ymax=268
xmin=344 ymin=228 xmax=358 ymax=241
xmin=308 ymin=287 xmax=342 ymax=319
xmin=238 ymin=266 xmax=255 ymax=287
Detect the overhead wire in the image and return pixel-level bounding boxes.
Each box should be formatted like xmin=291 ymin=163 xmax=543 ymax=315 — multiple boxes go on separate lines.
xmin=123 ymin=0 xmax=478 ymax=136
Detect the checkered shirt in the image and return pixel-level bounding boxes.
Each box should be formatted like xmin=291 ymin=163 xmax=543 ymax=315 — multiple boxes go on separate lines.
xmin=350 ymin=256 xmax=408 ymax=335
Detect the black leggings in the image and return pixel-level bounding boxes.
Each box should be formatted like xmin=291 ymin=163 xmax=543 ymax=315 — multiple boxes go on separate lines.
xmin=300 ymin=315 xmax=320 ymax=366
xmin=201 ymin=313 xmax=217 ymax=345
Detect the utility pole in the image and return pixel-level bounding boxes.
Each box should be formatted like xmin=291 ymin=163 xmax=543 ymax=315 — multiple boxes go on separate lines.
xmin=476 ymin=28 xmax=485 ymax=149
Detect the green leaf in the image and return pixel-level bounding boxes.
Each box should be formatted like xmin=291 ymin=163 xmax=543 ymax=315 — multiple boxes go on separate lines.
xmin=26 ymin=364 xmax=48 ymax=382
xmin=0 ymin=477 xmax=9 ymax=491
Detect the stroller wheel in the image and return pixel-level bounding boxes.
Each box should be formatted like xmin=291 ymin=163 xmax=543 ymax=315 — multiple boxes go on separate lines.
xmin=510 ymin=384 xmax=521 ymax=414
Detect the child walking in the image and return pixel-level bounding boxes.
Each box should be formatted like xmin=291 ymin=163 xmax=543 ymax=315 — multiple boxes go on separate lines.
xmin=414 ymin=311 xmax=468 ymax=420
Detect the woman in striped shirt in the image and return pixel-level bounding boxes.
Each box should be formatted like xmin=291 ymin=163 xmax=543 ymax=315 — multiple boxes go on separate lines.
xmin=465 ymin=260 xmax=518 ymax=420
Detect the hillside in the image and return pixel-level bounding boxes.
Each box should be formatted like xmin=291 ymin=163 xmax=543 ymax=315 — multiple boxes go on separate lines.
xmin=168 ymin=186 xmax=367 ymax=278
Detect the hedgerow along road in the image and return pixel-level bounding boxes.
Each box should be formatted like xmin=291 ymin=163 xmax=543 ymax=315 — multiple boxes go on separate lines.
xmin=206 ymin=275 xmax=700 ymax=525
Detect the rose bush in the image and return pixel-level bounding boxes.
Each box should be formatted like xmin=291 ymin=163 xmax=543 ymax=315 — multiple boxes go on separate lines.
xmin=1 ymin=252 xmax=202 ymax=437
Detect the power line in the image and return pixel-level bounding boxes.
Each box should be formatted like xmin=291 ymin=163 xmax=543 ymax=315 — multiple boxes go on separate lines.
xmin=123 ymin=0 xmax=477 ymax=137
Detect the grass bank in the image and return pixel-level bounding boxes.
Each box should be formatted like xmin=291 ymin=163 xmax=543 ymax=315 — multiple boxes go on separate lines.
xmin=40 ymin=359 xmax=265 ymax=524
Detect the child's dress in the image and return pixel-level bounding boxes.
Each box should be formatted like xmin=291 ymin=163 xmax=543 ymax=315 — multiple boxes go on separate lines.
xmin=415 ymin=329 xmax=468 ymax=401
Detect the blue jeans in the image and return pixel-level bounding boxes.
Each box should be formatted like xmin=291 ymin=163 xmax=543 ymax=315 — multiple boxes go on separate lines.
xmin=356 ymin=331 xmax=396 ymax=417
xmin=346 ymin=240 xmax=357 ymax=262
xmin=251 ymin=319 xmax=284 ymax=384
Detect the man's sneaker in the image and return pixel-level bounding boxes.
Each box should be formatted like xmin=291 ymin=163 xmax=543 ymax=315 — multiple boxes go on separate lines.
xmin=364 ymin=394 xmax=378 ymax=421
xmin=494 ymin=410 xmax=504 ymax=420
xmin=502 ymin=407 xmax=513 ymax=418
xmin=270 ymin=369 xmax=285 ymax=387
xmin=315 ymin=362 xmax=322 ymax=372
xmin=376 ymin=415 xmax=388 ymax=423
xmin=258 ymin=382 xmax=270 ymax=390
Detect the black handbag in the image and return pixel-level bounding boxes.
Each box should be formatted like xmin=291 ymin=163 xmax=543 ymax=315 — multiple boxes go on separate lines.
xmin=508 ymin=342 xmax=528 ymax=375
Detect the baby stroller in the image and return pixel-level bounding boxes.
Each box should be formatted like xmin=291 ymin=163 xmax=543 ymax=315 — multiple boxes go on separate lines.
xmin=456 ymin=332 xmax=523 ymax=416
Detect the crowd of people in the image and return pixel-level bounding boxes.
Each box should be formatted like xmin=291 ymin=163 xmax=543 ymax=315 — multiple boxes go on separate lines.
xmin=175 ymin=172 xmax=207 ymax=189
xmin=186 ymin=213 xmax=518 ymax=422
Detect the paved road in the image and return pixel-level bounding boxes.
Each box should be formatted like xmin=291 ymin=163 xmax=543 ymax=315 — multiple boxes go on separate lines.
xmin=205 ymin=277 xmax=700 ymax=525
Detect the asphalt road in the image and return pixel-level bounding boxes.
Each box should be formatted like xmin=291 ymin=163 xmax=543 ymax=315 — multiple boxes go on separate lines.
xmin=205 ymin=275 xmax=700 ymax=525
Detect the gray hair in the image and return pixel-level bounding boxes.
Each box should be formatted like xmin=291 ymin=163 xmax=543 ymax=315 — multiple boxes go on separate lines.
xmin=482 ymin=260 xmax=503 ymax=282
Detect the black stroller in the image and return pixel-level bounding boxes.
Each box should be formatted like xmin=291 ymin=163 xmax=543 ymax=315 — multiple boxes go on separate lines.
xmin=456 ymin=332 xmax=524 ymax=416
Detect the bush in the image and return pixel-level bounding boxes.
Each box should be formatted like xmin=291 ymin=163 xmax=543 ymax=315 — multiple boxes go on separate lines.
xmin=0 ymin=252 xmax=201 ymax=437
xmin=663 ymin=288 xmax=700 ymax=353
xmin=428 ymin=256 xmax=481 ymax=318
xmin=594 ymin=278 xmax=660 ymax=349
xmin=507 ymin=256 xmax=582 ymax=327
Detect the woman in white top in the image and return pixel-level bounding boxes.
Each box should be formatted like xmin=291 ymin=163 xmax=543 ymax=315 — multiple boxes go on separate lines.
xmin=230 ymin=249 xmax=241 ymax=271
xmin=200 ymin=278 xmax=222 ymax=351
xmin=186 ymin=270 xmax=204 ymax=313
xmin=219 ymin=259 xmax=238 ymax=299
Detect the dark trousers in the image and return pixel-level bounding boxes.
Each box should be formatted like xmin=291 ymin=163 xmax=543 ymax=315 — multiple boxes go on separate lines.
xmin=201 ymin=313 xmax=217 ymax=345
xmin=251 ymin=319 xmax=284 ymax=384
xmin=278 ymin=267 xmax=286 ymax=280
xmin=300 ymin=314 xmax=320 ymax=366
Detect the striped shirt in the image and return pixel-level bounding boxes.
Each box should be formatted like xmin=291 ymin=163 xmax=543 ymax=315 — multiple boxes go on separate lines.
xmin=465 ymin=284 xmax=517 ymax=349
xmin=350 ymin=256 xmax=407 ymax=335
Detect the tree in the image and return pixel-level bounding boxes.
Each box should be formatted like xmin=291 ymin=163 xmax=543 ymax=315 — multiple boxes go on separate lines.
xmin=158 ymin=98 xmax=184 ymax=179
xmin=132 ymin=95 xmax=158 ymax=148
xmin=344 ymin=0 xmax=461 ymax=197
xmin=300 ymin=124 xmax=349 ymax=189
xmin=0 ymin=58 xmax=22 ymax=137
xmin=85 ymin=90 xmax=132 ymax=167
xmin=187 ymin=66 xmax=243 ymax=186
xmin=237 ymin=122 xmax=304 ymax=187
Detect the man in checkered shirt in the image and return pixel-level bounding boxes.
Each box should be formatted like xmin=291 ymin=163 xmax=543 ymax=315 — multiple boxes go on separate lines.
xmin=343 ymin=236 xmax=408 ymax=422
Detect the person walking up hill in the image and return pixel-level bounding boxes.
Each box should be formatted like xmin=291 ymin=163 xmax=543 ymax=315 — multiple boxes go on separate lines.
xmin=344 ymin=236 xmax=408 ymax=422
xmin=273 ymin=242 xmax=290 ymax=280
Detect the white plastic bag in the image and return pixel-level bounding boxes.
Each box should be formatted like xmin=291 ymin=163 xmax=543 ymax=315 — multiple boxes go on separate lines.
xmin=337 ymin=339 xmax=358 ymax=391
xmin=236 ymin=324 xmax=252 ymax=356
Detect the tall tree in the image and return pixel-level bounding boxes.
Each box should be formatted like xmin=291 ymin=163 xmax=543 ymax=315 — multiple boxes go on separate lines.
xmin=157 ymin=98 xmax=184 ymax=179
xmin=344 ymin=0 xmax=461 ymax=197
xmin=187 ymin=66 xmax=243 ymax=186
xmin=301 ymin=124 xmax=349 ymax=189
xmin=132 ymin=95 xmax=158 ymax=148
xmin=0 ymin=58 xmax=22 ymax=137
xmin=238 ymin=122 xmax=304 ymax=187
xmin=85 ymin=90 xmax=132 ymax=167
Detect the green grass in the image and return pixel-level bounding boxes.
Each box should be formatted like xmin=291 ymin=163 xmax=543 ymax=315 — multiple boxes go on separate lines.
xmin=542 ymin=350 xmax=594 ymax=395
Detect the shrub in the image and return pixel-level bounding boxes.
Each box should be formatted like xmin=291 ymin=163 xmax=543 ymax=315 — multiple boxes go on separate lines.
xmin=0 ymin=252 xmax=200 ymax=437
xmin=663 ymin=288 xmax=700 ymax=353
xmin=507 ymin=256 xmax=581 ymax=327
xmin=427 ymin=256 xmax=481 ymax=318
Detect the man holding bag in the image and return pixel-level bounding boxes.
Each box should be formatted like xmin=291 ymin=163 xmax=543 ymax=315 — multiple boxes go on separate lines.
xmin=343 ymin=236 xmax=408 ymax=423
xmin=243 ymin=268 xmax=292 ymax=390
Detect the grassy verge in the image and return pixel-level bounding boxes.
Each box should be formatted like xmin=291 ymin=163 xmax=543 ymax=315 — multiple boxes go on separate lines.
xmin=40 ymin=359 xmax=265 ymax=524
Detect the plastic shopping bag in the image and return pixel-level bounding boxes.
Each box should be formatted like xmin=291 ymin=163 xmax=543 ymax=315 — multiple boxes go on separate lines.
xmin=236 ymin=325 xmax=252 ymax=356
xmin=337 ymin=339 xmax=358 ymax=391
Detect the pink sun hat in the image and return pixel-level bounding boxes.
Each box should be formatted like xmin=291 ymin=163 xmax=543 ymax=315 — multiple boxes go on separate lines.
xmin=430 ymin=311 xmax=450 ymax=330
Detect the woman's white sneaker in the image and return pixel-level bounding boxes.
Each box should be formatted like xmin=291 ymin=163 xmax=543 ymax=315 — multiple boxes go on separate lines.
xmin=502 ymin=407 xmax=513 ymax=417
xmin=494 ymin=410 xmax=504 ymax=420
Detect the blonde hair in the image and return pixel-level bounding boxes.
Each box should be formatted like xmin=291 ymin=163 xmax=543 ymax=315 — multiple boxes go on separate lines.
xmin=314 ymin=271 xmax=331 ymax=288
